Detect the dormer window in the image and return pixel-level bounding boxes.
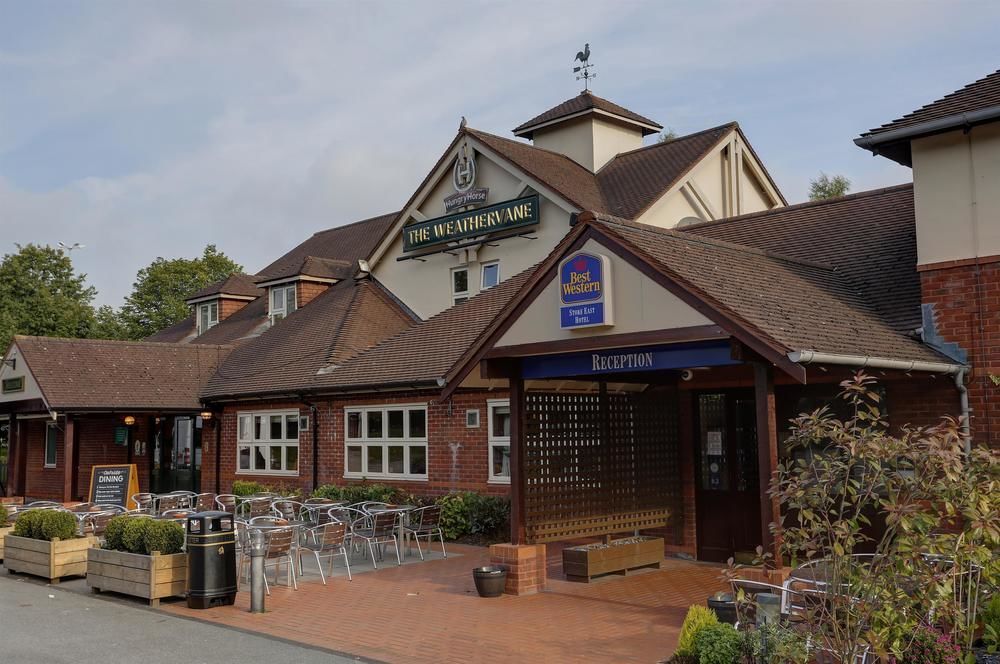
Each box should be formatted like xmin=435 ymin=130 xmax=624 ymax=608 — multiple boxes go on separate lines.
xmin=269 ymin=283 xmax=297 ymax=324
xmin=197 ymin=301 xmax=219 ymax=334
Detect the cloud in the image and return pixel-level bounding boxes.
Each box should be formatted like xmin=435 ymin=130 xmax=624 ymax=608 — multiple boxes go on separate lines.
xmin=1 ymin=0 xmax=998 ymax=305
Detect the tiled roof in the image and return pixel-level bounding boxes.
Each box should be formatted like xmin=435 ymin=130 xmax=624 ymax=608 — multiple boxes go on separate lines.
xmin=514 ymin=92 xmax=662 ymax=138
xmin=592 ymin=214 xmax=948 ymax=365
xmin=255 ymin=256 xmax=354 ymax=284
xmin=194 ymin=297 xmax=269 ymax=345
xmin=200 ymin=278 xmax=417 ymax=400
xmin=258 ymin=211 xmax=397 ymax=281
xmin=145 ymin=316 xmax=197 ymax=344
xmin=597 ymin=123 xmax=736 ymax=219
xmin=13 ymin=336 xmax=230 ymax=411
xmin=684 ymin=184 xmax=921 ymax=334
xmin=306 ymin=270 xmax=533 ymax=392
xmin=186 ymin=274 xmax=262 ymax=302
xmin=862 ymin=69 xmax=1000 ymax=138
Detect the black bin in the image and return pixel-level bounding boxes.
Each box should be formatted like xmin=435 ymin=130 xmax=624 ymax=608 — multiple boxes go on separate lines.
xmin=185 ymin=511 xmax=237 ymax=609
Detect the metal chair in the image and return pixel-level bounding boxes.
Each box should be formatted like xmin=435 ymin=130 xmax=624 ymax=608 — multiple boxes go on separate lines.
xmin=130 ymin=493 xmax=155 ymax=513
xmin=298 ymin=522 xmax=352 ymax=583
xmin=271 ymin=500 xmax=305 ymax=522
xmin=249 ymin=515 xmax=288 ymax=527
xmin=259 ymin=527 xmax=297 ymax=594
xmin=215 ymin=494 xmax=238 ymax=513
xmin=234 ymin=519 xmax=251 ymax=585
xmin=351 ymin=511 xmax=401 ymax=568
xmin=359 ymin=501 xmax=391 ymax=514
xmin=240 ymin=497 xmax=272 ymax=519
xmin=155 ymin=494 xmax=184 ymax=514
xmin=191 ymin=493 xmax=217 ymax=512
xmin=403 ymin=505 xmax=446 ymax=560
xmin=81 ymin=510 xmax=118 ymax=538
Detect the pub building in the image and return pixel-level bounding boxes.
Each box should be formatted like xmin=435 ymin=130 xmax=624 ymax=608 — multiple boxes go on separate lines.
xmin=3 ymin=69 xmax=1000 ymax=588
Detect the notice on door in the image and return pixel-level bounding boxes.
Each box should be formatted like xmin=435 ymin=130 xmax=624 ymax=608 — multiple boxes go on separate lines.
xmin=87 ymin=464 xmax=139 ymax=509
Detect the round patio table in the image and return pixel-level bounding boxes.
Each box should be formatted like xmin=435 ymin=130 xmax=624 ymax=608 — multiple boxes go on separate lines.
xmin=367 ymin=505 xmax=416 ymax=557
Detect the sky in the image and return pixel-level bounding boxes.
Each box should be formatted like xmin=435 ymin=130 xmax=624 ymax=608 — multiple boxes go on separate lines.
xmin=1 ymin=1 xmax=999 ymax=307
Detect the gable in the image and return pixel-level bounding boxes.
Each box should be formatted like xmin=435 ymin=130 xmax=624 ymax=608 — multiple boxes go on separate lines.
xmin=495 ymin=238 xmax=715 ymax=349
xmin=0 ymin=342 xmax=47 ymax=409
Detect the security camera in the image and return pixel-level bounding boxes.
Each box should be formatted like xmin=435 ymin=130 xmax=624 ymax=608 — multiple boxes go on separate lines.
xmin=680 ymin=369 xmax=694 ymax=382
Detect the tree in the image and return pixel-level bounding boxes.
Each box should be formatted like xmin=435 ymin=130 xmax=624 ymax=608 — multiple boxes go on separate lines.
xmin=118 ymin=245 xmax=243 ymax=339
xmin=808 ymin=172 xmax=851 ymax=200
xmin=90 ymin=305 xmax=130 ymax=340
xmin=657 ymin=128 xmax=679 ymax=143
xmin=0 ymin=244 xmax=98 ymax=350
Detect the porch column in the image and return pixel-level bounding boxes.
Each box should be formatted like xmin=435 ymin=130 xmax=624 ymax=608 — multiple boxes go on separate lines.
xmin=509 ymin=373 xmax=526 ymax=545
xmin=6 ymin=413 xmax=17 ymax=497
xmin=753 ymin=363 xmax=782 ymax=566
xmin=63 ymin=414 xmax=75 ymax=502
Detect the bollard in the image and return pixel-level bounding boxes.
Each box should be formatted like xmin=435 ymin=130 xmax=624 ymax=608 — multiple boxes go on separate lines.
xmin=249 ymin=529 xmax=266 ymax=614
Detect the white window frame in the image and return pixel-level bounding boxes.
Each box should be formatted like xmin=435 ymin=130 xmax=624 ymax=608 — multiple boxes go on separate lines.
xmin=343 ymin=404 xmax=428 ymax=481
xmin=269 ymin=283 xmax=297 ymax=324
xmin=197 ymin=301 xmax=219 ymax=334
xmin=487 ymin=399 xmax=511 ymax=484
xmin=44 ymin=422 xmax=58 ymax=468
xmin=236 ymin=409 xmax=301 ymax=476
xmin=451 ymin=267 xmax=469 ymax=305
xmin=466 ymin=409 xmax=480 ymax=428
xmin=481 ymin=260 xmax=500 ymax=290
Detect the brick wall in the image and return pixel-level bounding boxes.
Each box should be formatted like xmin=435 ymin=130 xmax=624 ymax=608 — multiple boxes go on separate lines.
xmin=219 ymin=297 xmax=250 ymax=321
xmin=297 ymin=280 xmax=330 ymax=308
xmin=920 ymin=259 xmax=1000 ymax=448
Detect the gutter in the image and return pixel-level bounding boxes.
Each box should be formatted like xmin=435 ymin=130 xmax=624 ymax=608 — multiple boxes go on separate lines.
xmin=854 ymin=104 xmax=1000 ymax=151
xmin=789 ymin=351 xmax=972 ymax=452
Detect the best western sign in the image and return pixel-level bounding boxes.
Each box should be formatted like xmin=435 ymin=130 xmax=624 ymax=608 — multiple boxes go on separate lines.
xmin=559 ymin=251 xmax=614 ymax=329
xmin=402 ymin=194 xmax=539 ymax=252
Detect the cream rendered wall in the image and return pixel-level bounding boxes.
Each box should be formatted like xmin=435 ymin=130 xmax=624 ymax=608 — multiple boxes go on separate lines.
xmin=532 ymin=116 xmax=644 ymax=172
xmin=496 ymin=238 xmax=714 ymax=348
xmin=912 ymin=123 xmax=1000 ymax=265
xmin=372 ymin=151 xmax=574 ymax=320
xmin=0 ymin=343 xmax=46 ymax=406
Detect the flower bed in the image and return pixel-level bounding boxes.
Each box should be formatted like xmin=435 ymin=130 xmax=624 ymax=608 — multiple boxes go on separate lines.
xmin=4 ymin=509 xmax=96 ymax=582
xmin=562 ymin=536 xmax=663 ymax=582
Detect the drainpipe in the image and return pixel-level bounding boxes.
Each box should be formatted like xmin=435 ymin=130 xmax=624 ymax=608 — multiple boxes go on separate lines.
xmin=955 ymin=369 xmax=972 ymax=455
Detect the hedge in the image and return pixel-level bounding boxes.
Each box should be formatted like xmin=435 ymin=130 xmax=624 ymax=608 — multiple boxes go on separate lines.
xmin=435 ymin=492 xmax=510 ymax=541
xmin=12 ymin=510 xmax=78 ymax=541
xmin=103 ymin=515 xmax=184 ymax=556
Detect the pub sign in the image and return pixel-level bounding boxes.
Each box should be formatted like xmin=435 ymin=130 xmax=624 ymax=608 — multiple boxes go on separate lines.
xmin=402 ymin=194 xmax=539 ymax=252
xmin=559 ymin=251 xmax=613 ymax=329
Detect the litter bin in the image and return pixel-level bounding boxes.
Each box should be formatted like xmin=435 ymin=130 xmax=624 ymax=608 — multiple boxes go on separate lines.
xmin=186 ymin=511 xmax=237 ymax=609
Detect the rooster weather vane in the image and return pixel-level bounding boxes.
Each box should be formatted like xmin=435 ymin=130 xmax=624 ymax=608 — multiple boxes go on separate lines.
xmin=573 ymin=43 xmax=595 ymax=92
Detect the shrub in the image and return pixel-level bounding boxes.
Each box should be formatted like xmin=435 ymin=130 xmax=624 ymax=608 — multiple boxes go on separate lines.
xmin=904 ymin=624 xmax=962 ymax=664
xmin=743 ymin=624 xmax=809 ymax=664
xmin=121 ymin=518 xmax=148 ymax=553
xmin=434 ymin=492 xmax=510 ymax=541
xmin=13 ymin=510 xmax=77 ymax=541
xmin=981 ymin=595 xmax=1000 ymax=653
xmin=675 ymin=605 xmax=719 ymax=657
xmin=437 ymin=492 xmax=473 ymax=540
xmin=312 ymin=482 xmax=407 ymax=505
xmin=143 ymin=520 xmax=184 ymax=555
xmin=232 ymin=480 xmax=270 ymax=496
xmin=12 ymin=509 xmax=41 ymax=538
xmin=692 ymin=623 xmax=741 ymax=664
xmin=0 ymin=503 xmax=8 ymax=527
xmin=103 ymin=515 xmax=129 ymax=552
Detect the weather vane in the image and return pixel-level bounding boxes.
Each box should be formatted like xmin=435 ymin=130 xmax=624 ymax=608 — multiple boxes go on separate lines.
xmin=573 ymin=43 xmax=595 ymax=92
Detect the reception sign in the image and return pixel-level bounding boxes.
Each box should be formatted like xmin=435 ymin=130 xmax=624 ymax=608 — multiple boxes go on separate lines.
xmin=559 ymin=252 xmax=613 ymax=329
xmin=87 ymin=464 xmax=140 ymax=509
xmin=521 ymin=341 xmax=738 ymax=379
xmin=402 ymin=194 xmax=539 ymax=252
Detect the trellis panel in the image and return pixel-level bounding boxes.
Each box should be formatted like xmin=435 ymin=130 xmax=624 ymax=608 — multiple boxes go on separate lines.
xmin=522 ymin=389 xmax=682 ymax=544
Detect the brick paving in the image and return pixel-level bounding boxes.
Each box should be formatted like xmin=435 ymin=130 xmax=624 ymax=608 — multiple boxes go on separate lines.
xmin=160 ymin=543 xmax=726 ymax=664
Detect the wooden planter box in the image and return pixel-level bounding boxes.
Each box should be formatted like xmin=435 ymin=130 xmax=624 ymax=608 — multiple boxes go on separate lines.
xmin=4 ymin=534 xmax=97 ymax=583
xmin=87 ymin=548 xmax=187 ymax=607
xmin=563 ymin=536 xmax=664 ymax=582
xmin=0 ymin=525 xmax=13 ymax=561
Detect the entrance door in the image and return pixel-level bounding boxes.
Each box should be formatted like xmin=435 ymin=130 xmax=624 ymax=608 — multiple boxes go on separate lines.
xmin=151 ymin=417 xmax=199 ymax=494
xmin=0 ymin=420 xmax=8 ymax=494
xmin=694 ymin=391 xmax=762 ymax=562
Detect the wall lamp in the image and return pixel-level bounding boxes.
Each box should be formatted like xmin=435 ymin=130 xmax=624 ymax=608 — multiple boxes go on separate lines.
xmin=123 ymin=415 xmax=136 ymax=426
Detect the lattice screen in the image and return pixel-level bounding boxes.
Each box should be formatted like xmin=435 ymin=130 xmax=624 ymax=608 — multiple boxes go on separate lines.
xmin=522 ymin=389 xmax=682 ymax=543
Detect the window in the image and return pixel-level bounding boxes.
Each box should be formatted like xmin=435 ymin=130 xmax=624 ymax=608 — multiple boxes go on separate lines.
xmin=345 ymin=405 xmax=427 ymax=480
xmin=488 ymin=400 xmax=510 ymax=483
xmin=44 ymin=423 xmax=58 ymax=468
xmin=466 ymin=409 xmax=480 ymax=428
xmin=237 ymin=410 xmax=300 ymax=475
xmin=481 ymin=261 xmax=500 ymax=290
xmin=197 ymin=301 xmax=219 ymax=334
xmin=269 ymin=283 xmax=297 ymax=324
xmin=451 ymin=268 xmax=469 ymax=305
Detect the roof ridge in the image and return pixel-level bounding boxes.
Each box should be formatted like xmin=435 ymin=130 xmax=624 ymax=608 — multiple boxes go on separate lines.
xmin=311 ymin=211 xmax=400 ymax=237
xmin=466 ymin=127 xmax=598 ymax=171
xmin=13 ymin=335 xmax=232 ymax=351
xmin=866 ymin=69 xmax=1000 ymax=135
xmin=591 ymin=214 xmax=835 ymax=271
xmin=599 ymin=122 xmax=738 ymax=166
xmin=679 ymin=182 xmax=914 ymax=231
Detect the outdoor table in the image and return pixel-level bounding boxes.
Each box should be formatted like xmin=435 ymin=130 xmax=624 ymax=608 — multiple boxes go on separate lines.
xmin=368 ymin=505 xmax=415 ymax=557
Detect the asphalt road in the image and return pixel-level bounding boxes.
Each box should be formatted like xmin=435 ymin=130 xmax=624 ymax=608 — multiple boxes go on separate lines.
xmin=0 ymin=573 xmax=365 ymax=664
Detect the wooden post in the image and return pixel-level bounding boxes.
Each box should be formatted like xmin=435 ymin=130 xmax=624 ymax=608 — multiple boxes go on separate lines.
xmin=753 ymin=363 xmax=782 ymax=566
xmin=509 ymin=373 xmax=526 ymax=545
xmin=6 ymin=413 xmax=17 ymax=497
xmin=63 ymin=415 xmax=75 ymax=503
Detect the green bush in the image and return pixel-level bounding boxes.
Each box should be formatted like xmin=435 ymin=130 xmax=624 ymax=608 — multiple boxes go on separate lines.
xmin=103 ymin=515 xmax=129 ymax=552
xmin=13 ymin=510 xmax=77 ymax=541
xmin=435 ymin=492 xmax=510 ymax=540
xmin=232 ymin=480 xmax=270 ymax=496
xmin=676 ymin=605 xmax=719 ymax=657
xmin=143 ymin=520 xmax=184 ymax=555
xmin=122 ymin=518 xmax=148 ymax=553
xmin=312 ymin=482 xmax=404 ymax=505
xmin=982 ymin=594 xmax=1000 ymax=653
xmin=0 ymin=503 xmax=8 ymax=527
xmin=743 ymin=624 xmax=809 ymax=664
xmin=692 ymin=623 xmax=741 ymax=664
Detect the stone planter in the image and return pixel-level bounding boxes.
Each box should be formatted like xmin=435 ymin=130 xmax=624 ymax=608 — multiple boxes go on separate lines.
xmin=0 ymin=525 xmax=13 ymax=561
xmin=562 ymin=536 xmax=663 ymax=582
xmin=87 ymin=548 xmax=188 ymax=607
xmin=4 ymin=534 xmax=97 ymax=583
xmin=473 ymin=566 xmax=507 ymax=597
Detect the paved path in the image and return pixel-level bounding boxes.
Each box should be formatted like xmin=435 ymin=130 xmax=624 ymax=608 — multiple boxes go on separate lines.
xmin=0 ymin=572 xmax=365 ymax=663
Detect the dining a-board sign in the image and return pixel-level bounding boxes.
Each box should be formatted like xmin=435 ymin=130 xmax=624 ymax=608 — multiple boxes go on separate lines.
xmin=87 ymin=464 xmax=140 ymax=509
